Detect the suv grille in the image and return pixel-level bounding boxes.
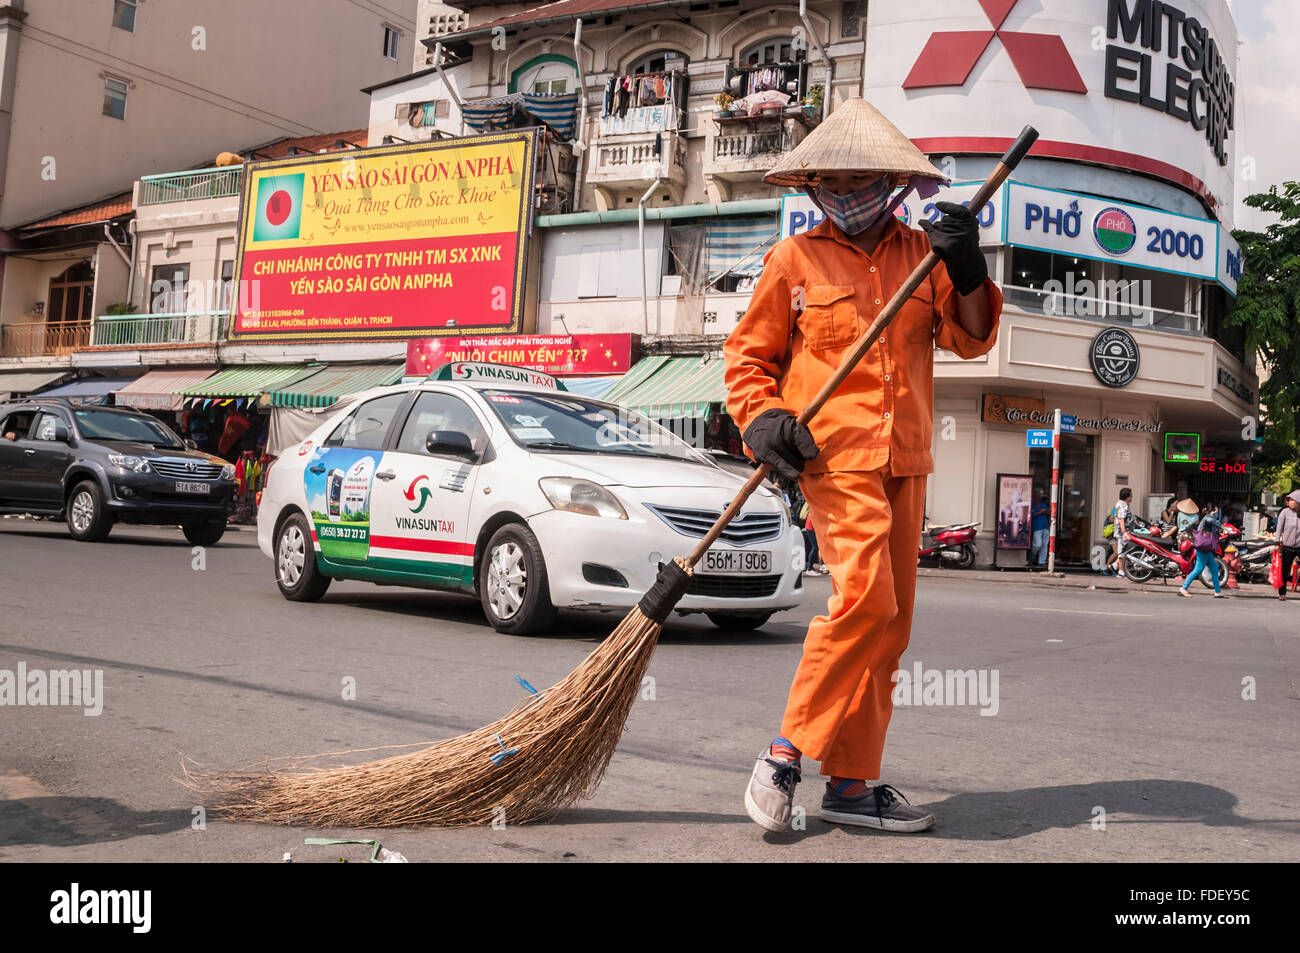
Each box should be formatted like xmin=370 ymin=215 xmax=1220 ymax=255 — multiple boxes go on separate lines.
xmin=152 ymin=459 xmax=222 ymax=480
xmin=645 ymin=504 xmax=784 ymax=545
xmin=686 ymin=574 xmax=781 ymax=599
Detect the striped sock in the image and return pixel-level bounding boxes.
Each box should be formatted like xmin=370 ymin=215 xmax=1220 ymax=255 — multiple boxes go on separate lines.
xmin=769 ymin=736 xmax=801 ymax=765
xmin=831 ymin=777 xmax=869 ymax=797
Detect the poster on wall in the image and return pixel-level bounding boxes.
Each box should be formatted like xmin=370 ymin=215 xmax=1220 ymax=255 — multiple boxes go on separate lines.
xmin=229 ymin=130 xmax=538 ymax=341
xmin=996 ymin=473 xmax=1034 ymax=551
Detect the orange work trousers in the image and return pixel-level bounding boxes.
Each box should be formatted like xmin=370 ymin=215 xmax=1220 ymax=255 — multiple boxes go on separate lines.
xmin=781 ymin=464 xmax=925 ymax=780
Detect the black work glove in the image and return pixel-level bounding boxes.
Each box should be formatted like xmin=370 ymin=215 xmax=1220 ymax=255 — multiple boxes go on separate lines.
xmin=638 ymin=559 xmax=691 ymax=624
xmin=919 ymin=201 xmax=987 ymax=297
xmin=742 ymin=408 xmax=819 ymax=482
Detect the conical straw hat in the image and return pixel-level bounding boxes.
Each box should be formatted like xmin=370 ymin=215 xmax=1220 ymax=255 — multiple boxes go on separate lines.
xmin=1176 ymin=498 xmax=1200 ymax=515
xmin=765 ymin=97 xmax=947 ymax=187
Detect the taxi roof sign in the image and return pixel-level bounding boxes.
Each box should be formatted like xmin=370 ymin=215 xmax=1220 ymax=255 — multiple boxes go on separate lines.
xmin=429 ymin=361 xmax=568 ymax=391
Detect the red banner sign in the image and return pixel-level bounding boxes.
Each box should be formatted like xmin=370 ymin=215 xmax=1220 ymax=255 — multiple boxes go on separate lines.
xmin=405 ymin=334 xmax=639 ymax=378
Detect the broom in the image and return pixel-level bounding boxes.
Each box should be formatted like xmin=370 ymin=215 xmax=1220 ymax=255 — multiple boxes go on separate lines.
xmin=183 ymin=127 xmax=1039 ymax=829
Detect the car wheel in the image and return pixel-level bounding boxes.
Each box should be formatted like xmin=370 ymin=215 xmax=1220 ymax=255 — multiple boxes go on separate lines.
xmin=182 ymin=521 xmax=226 ymax=546
xmin=66 ymin=481 xmax=112 ymax=542
xmin=706 ymin=611 xmax=774 ymax=631
xmin=275 ymin=513 xmax=330 ymax=602
xmin=479 ymin=523 xmax=555 ymax=635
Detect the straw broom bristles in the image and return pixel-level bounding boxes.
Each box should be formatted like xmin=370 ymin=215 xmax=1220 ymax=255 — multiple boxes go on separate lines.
xmin=182 ymin=601 xmax=667 ymax=829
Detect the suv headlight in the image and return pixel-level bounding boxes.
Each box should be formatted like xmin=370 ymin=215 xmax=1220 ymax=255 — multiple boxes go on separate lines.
xmin=538 ymin=478 xmax=628 ymax=519
xmin=108 ymin=454 xmax=151 ymax=473
xmin=221 ymin=464 xmax=236 ymax=481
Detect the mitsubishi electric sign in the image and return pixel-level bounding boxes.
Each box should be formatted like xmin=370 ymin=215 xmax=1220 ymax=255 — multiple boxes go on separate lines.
xmin=865 ymin=0 xmax=1239 ymax=214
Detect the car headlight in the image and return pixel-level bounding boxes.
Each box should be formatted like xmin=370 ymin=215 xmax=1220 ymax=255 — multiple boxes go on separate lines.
xmin=108 ymin=454 xmax=151 ymax=473
xmin=221 ymin=464 xmax=236 ymax=481
xmin=538 ymin=477 xmax=628 ymax=519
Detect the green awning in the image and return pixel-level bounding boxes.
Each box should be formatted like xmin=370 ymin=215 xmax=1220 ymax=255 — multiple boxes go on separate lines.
xmin=264 ymin=362 xmax=405 ymax=408
xmin=598 ymin=355 xmax=670 ymax=405
xmin=178 ymin=364 xmax=305 ymax=399
xmin=602 ymin=355 xmax=726 ymax=419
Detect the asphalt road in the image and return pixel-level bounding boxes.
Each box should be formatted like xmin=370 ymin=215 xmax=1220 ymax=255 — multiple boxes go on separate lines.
xmin=1 ymin=517 xmax=1297 ymax=863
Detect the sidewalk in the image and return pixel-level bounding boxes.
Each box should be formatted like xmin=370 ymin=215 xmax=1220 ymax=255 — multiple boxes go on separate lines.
xmin=916 ymin=564 xmax=1285 ymax=599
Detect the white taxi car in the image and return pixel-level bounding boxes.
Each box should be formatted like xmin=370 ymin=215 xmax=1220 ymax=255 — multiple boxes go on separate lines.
xmin=258 ymin=362 xmax=804 ymax=634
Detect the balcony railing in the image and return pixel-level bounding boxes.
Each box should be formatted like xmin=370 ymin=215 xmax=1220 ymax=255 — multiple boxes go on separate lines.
xmin=1 ymin=321 xmax=92 ymax=358
xmin=713 ymin=127 xmax=791 ymax=161
xmin=1003 ymin=285 xmax=1203 ymax=336
xmin=90 ymin=311 xmax=228 ymax=347
xmin=590 ymin=131 xmax=686 ymax=185
xmin=138 ymin=166 xmax=242 ymax=205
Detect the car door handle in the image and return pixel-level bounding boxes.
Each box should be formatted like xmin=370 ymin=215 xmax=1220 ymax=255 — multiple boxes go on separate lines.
xmin=375 ymin=470 xmax=396 ymax=481
xmin=24 ymin=449 xmax=35 ymax=455
xmin=308 ymin=465 xmax=325 ymax=473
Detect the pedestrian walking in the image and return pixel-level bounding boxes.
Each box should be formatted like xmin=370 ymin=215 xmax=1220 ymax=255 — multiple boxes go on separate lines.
xmin=1030 ymin=490 xmax=1050 ymax=566
xmin=726 ymin=98 xmax=1001 ymax=834
xmin=1179 ymin=500 xmax=1226 ymax=598
xmin=1104 ymin=487 xmax=1132 ymax=577
xmin=1274 ymin=490 xmax=1300 ymax=601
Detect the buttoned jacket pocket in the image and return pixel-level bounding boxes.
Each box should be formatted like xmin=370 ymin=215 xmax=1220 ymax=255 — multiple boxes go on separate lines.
xmin=796 ymin=284 xmax=859 ymax=350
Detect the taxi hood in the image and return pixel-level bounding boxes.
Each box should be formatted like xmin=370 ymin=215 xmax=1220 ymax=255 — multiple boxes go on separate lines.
xmin=530 ymin=450 xmax=774 ymax=498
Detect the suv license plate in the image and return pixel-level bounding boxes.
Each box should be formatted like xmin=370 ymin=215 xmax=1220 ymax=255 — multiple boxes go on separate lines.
xmin=699 ymin=549 xmax=770 ymax=575
xmin=175 ymin=482 xmax=210 ymax=494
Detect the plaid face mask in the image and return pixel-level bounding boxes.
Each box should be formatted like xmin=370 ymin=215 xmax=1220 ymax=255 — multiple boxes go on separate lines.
xmin=811 ymin=177 xmax=895 ymax=235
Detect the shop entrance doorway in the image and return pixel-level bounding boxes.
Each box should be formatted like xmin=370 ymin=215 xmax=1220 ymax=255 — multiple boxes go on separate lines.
xmin=1029 ymin=433 xmax=1095 ymax=565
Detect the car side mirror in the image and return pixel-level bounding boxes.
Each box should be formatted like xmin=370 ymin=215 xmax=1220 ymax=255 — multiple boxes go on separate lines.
xmin=426 ymin=429 xmax=476 ymax=460
xmin=51 ymin=423 xmax=70 ymax=442
xmin=184 ymin=438 xmax=198 ymax=450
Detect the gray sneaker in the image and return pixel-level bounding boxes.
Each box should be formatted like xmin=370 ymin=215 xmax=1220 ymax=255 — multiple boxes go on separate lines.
xmin=744 ymin=754 xmax=801 ymax=832
xmin=819 ymin=783 xmax=935 ymax=832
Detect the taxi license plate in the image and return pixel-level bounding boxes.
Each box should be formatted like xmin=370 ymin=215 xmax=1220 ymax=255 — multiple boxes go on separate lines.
xmin=175 ymin=482 xmax=210 ymax=494
xmin=699 ymin=550 xmax=770 ymax=575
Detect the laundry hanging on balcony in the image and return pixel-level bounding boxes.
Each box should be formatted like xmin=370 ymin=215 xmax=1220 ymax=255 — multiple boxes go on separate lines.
xmin=705 ymin=218 xmax=780 ymax=282
xmin=520 ymin=92 xmax=579 ymax=139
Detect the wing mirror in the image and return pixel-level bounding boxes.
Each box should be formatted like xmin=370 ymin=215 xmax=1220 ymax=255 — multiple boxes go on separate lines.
xmin=52 ymin=423 xmax=70 ymax=442
xmin=426 ymin=430 xmax=476 ymax=460
xmin=184 ymin=438 xmax=198 ymax=450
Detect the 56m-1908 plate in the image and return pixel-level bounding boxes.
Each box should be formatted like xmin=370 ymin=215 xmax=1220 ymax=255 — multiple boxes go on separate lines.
xmin=699 ymin=549 xmax=770 ymax=575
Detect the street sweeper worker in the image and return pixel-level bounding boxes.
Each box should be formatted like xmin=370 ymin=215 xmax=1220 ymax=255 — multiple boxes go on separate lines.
xmin=727 ymin=97 xmax=1002 ymax=833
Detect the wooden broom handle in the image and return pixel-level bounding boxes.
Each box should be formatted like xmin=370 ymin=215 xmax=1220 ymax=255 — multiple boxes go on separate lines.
xmin=685 ymin=126 xmax=1039 ymax=569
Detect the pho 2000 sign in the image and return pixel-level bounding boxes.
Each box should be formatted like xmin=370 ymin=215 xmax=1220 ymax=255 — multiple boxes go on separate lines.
xmin=1089 ymin=328 xmax=1141 ymax=388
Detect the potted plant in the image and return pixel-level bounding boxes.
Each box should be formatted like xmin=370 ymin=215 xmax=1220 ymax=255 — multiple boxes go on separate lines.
xmin=714 ymin=92 xmax=735 ymax=118
xmin=803 ymin=82 xmax=824 ymax=119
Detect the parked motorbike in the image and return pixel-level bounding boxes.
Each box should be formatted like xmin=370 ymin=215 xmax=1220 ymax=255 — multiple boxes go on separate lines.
xmin=1223 ymin=534 xmax=1279 ymax=585
xmin=1121 ymin=515 xmax=1236 ymax=588
xmin=919 ymin=520 xmax=980 ymax=569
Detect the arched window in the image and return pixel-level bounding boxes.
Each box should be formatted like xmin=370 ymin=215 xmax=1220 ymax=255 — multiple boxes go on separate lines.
xmin=628 ymin=49 xmax=688 ymax=75
xmin=739 ymin=37 xmax=804 ymax=66
xmin=510 ymin=54 xmax=577 ymax=94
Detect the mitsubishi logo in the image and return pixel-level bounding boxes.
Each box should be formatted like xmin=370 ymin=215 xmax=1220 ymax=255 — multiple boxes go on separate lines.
xmin=903 ymin=0 xmax=1086 ymax=94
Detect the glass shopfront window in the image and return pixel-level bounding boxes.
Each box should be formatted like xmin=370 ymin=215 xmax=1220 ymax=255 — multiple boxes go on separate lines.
xmin=1005 ymin=248 xmax=1202 ymax=336
xmin=1028 ymin=434 xmax=1095 ymax=564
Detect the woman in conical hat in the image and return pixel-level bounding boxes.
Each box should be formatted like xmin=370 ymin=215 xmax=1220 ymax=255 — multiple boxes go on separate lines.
xmin=728 ymin=97 xmax=1003 ymax=835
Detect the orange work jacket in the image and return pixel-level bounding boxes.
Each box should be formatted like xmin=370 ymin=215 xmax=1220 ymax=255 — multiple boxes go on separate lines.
xmin=723 ymin=217 xmax=1002 ymax=476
